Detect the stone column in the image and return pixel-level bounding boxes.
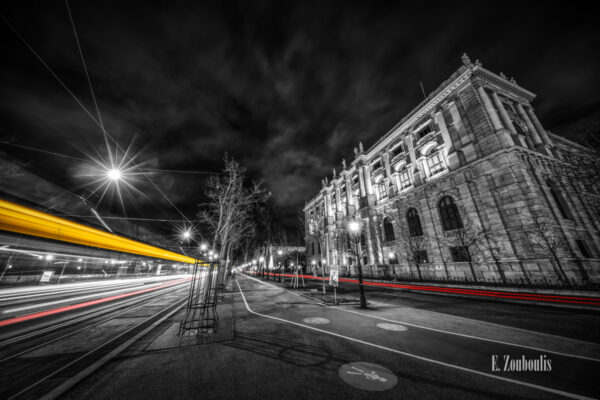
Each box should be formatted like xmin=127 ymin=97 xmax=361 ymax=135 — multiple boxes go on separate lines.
xmin=526 ymin=106 xmax=553 ymax=146
xmin=478 ymin=86 xmax=503 ymax=131
xmin=447 ymin=101 xmax=469 ymax=147
xmin=324 ymin=188 xmax=332 ymax=218
xmin=344 ymin=173 xmax=353 ymax=206
xmin=434 ymin=109 xmax=460 ymax=170
xmin=362 ymin=164 xmax=374 ymax=195
xmin=491 ymin=92 xmax=516 ymax=134
xmin=358 ymin=168 xmax=367 ymax=197
xmin=334 ymin=181 xmax=343 ymax=211
xmin=516 ymin=103 xmax=543 ymax=146
xmin=382 ymin=151 xmax=392 ymax=178
xmin=392 ymin=172 xmax=401 ymax=193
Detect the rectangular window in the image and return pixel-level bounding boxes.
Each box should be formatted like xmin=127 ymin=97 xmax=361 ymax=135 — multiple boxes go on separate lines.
xmin=391 ymin=143 xmax=404 ymax=158
xmin=427 ymin=152 xmax=445 ymax=175
xmin=378 ymin=184 xmax=388 ymax=200
xmin=415 ymin=121 xmax=434 ymax=140
xmin=450 ymin=246 xmax=470 ymax=262
xmin=399 ymin=170 xmax=412 ymax=189
xmin=576 ymin=240 xmax=592 ymax=258
xmin=415 ymin=250 xmax=428 ymax=264
xmin=372 ymin=160 xmax=382 ymax=171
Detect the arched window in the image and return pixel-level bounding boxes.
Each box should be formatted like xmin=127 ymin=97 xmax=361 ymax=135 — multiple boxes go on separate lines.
xmin=383 ymin=217 xmax=395 ymax=242
xmin=406 ymin=208 xmax=423 ymax=237
xmin=439 ymin=196 xmax=463 ymax=231
xmin=547 ymin=179 xmax=573 ymax=220
xmin=360 ymin=232 xmax=366 ymax=248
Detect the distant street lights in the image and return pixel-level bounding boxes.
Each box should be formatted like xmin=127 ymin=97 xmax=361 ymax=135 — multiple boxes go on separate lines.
xmin=347 ymin=220 xmax=367 ymax=308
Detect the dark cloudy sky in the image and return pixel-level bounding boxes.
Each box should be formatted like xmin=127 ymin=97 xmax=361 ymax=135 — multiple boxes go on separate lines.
xmin=1 ymin=1 xmax=599 ymax=231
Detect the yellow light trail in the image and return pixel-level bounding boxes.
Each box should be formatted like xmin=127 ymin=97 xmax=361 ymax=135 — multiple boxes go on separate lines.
xmin=0 ymin=199 xmax=197 ymax=264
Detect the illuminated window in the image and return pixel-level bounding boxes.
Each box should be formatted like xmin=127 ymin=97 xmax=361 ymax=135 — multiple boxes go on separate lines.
xmin=377 ymin=184 xmax=388 ymax=200
xmin=399 ymin=169 xmax=412 ymax=190
xmin=427 ymin=152 xmax=445 ymax=175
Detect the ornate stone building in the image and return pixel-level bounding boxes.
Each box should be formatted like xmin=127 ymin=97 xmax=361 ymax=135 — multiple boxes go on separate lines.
xmin=303 ymin=54 xmax=600 ymax=284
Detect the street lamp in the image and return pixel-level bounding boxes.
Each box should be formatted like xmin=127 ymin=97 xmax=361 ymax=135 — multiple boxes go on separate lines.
xmin=259 ymin=256 xmax=265 ymax=278
xmin=347 ymin=220 xmax=367 ymax=308
xmin=200 ymin=243 xmax=208 ymax=252
xmin=107 ymin=168 xmax=122 ymax=181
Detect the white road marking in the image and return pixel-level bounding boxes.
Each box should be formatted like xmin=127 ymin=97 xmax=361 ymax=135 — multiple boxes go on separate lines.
xmin=236 ymin=278 xmax=594 ymax=400
xmin=377 ymin=322 xmax=408 ymax=331
xmin=240 ymin=274 xmax=600 ymax=363
xmin=303 ymin=317 xmax=330 ymax=325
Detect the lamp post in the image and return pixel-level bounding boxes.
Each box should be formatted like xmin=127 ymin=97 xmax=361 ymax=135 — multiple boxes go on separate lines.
xmin=277 ymin=250 xmax=283 ymax=282
xmin=388 ymin=252 xmax=397 ymax=282
xmin=347 ymin=220 xmax=367 ymax=308
xmin=320 ymin=258 xmax=327 ymax=294
xmin=259 ymin=256 xmax=265 ymax=279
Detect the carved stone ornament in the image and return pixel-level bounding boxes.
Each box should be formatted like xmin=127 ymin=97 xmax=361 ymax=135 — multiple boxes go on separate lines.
xmin=342 ymin=159 xmax=347 ymax=169
xmin=461 ymin=53 xmax=471 ymax=66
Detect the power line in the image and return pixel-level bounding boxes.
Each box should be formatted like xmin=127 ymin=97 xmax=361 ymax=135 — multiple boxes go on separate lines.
xmin=60 ymin=214 xmax=202 ymax=222
xmin=0 ymin=141 xmax=87 ymax=162
xmin=0 ymin=141 xmax=218 ymax=174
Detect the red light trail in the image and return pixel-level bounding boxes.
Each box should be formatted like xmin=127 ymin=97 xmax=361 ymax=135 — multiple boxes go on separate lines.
xmin=252 ymin=272 xmax=600 ymax=307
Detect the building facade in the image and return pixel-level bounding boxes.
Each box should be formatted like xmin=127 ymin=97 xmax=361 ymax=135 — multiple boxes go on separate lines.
xmin=303 ymin=54 xmax=600 ymax=285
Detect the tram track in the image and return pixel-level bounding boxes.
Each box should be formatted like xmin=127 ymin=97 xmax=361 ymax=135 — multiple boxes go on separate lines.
xmin=0 ymin=283 xmax=190 ymax=399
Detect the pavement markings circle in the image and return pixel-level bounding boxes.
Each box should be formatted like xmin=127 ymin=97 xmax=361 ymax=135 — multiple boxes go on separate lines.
xmin=339 ymin=362 xmax=398 ymax=391
xmin=376 ymin=322 xmax=408 ymax=331
xmin=302 ymin=317 xmax=330 ymax=325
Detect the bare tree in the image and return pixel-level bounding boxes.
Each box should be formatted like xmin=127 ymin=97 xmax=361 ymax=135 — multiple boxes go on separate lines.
xmin=401 ymin=234 xmax=428 ymax=280
xmin=523 ymin=211 xmax=569 ymax=283
xmin=437 ymin=218 xmax=489 ymax=282
xmin=198 ymin=155 xmax=267 ymax=274
xmin=345 ymin=223 xmax=368 ymax=308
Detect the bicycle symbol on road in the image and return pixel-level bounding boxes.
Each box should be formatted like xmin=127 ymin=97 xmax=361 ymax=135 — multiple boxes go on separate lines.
xmin=346 ymin=365 xmax=388 ymax=382
xmin=338 ymin=362 xmax=397 ymax=391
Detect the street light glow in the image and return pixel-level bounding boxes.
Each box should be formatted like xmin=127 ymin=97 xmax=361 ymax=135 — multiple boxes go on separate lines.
xmin=348 ymin=220 xmax=360 ymax=232
xmin=200 ymin=243 xmax=208 ymax=251
xmin=277 ymin=250 xmax=283 ymax=255
xmin=389 ymin=252 xmax=395 ymax=259
xmin=107 ymin=168 xmax=122 ymax=181
xmin=45 ymin=254 xmax=53 ymax=261
xmin=259 ymin=256 xmax=265 ymax=262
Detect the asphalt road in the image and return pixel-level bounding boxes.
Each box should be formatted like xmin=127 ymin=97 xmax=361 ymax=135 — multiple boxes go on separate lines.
xmin=60 ymin=273 xmax=600 ymax=400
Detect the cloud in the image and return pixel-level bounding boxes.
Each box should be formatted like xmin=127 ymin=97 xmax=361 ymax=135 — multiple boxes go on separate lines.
xmin=1 ymin=1 xmax=599 ymax=231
